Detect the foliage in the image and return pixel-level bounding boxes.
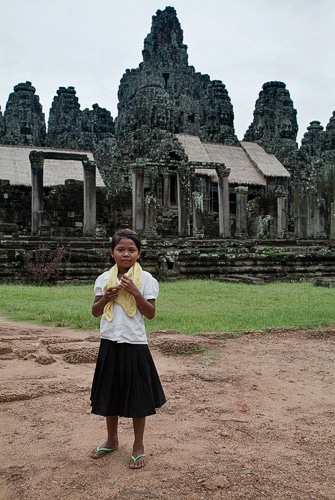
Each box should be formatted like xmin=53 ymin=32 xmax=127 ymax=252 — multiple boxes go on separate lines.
xmin=22 ymin=243 xmax=67 ymax=284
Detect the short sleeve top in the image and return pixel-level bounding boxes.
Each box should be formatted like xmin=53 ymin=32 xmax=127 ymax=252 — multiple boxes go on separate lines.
xmin=94 ymin=269 xmax=159 ymax=344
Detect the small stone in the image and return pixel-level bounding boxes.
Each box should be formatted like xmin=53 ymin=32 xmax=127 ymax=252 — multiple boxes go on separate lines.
xmin=202 ymin=475 xmax=229 ymax=490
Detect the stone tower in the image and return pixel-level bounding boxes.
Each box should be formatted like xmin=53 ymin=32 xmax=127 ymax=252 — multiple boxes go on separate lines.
xmin=300 ymin=121 xmax=325 ymax=158
xmin=46 ymin=87 xmax=115 ymax=151
xmin=243 ymin=81 xmax=298 ymax=165
xmin=299 ymin=112 xmax=335 ymax=163
xmin=0 ymin=108 xmax=4 ymax=138
xmin=0 ymin=81 xmax=46 ymax=146
xmin=87 ymin=104 xmax=115 ymax=144
xmin=46 ymin=86 xmax=82 ymax=149
xmin=323 ymin=111 xmax=335 ymax=159
xmin=115 ymin=7 xmax=237 ymax=144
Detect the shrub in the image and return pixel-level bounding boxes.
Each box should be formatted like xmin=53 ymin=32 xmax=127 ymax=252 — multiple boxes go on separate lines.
xmin=22 ymin=243 xmax=67 ymax=284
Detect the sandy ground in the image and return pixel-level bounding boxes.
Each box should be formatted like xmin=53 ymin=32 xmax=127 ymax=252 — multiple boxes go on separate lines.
xmin=0 ymin=318 xmax=335 ymax=500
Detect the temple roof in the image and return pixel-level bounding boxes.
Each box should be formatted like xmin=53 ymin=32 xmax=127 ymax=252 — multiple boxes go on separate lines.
xmin=175 ymin=134 xmax=290 ymax=185
xmin=0 ymin=145 xmax=105 ymax=187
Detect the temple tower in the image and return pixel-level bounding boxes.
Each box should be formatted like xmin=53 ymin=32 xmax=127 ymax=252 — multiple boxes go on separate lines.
xmin=244 ymin=81 xmax=298 ymax=165
xmin=116 ymin=7 xmax=237 ymax=144
xmin=0 ymin=81 xmax=46 ymax=146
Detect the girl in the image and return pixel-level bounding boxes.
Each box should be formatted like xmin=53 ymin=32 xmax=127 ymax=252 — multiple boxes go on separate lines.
xmin=90 ymin=229 xmax=166 ymax=469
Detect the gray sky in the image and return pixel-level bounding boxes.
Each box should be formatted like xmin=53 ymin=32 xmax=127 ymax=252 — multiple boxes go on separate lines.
xmin=1 ymin=0 xmax=334 ymax=143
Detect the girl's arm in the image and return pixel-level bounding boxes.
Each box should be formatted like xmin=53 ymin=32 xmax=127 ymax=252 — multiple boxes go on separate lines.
xmin=135 ymin=296 xmax=156 ymax=320
xmin=92 ymin=295 xmax=107 ymax=317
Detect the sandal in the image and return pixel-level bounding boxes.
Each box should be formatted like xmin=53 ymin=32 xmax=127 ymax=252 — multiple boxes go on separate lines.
xmin=129 ymin=453 xmax=147 ymax=469
xmin=91 ymin=444 xmax=117 ymax=459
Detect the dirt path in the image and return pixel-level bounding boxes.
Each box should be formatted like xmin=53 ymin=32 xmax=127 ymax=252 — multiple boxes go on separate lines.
xmin=0 ymin=318 xmax=335 ymax=499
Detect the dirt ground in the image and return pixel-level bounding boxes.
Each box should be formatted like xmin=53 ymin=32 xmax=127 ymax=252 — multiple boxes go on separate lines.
xmin=0 ymin=318 xmax=334 ymax=500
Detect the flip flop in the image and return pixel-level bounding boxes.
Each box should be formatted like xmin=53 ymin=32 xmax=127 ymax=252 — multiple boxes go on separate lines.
xmin=130 ymin=453 xmax=146 ymax=469
xmin=91 ymin=444 xmax=117 ymax=459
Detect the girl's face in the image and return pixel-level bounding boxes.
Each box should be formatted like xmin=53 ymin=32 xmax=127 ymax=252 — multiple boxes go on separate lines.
xmin=111 ymin=237 xmax=140 ymax=272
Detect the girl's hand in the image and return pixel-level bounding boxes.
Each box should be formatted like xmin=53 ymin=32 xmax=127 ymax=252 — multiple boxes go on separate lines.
xmin=119 ymin=275 xmax=155 ymax=319
xmin=119 ymin=275 xmax=137 ymax=295
xmin=92 ymin=287 xmax=120 ymax=318
xmin=105 ymin=285 xmax=120 ymax=302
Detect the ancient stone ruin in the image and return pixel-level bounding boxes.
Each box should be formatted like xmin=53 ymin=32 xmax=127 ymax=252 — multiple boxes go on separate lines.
xmin=0 ymin=6 xmax=335 ymax=282
xmin=0 ymin=81 xmax=46 ymax=146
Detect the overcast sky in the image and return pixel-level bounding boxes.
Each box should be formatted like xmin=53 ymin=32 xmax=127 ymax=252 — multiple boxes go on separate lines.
xmin=1 ymin=0 xmax=334 ymax=143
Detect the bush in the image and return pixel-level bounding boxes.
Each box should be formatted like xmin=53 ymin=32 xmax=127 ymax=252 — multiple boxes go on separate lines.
xmin=22 ymin=244 xmax=67 ymax=284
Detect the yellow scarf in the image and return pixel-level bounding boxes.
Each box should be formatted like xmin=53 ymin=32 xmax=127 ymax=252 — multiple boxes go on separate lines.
xmin=103 ymin=262 xmax=142 ymax=321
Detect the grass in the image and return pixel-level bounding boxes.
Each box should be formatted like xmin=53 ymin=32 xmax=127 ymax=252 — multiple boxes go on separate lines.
xmin=0 ymin=281 xmax=334 ymax=334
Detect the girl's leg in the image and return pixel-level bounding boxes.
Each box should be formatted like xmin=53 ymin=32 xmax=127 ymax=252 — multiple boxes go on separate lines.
xmin=106 ymin=415 xmax=119 ymax=448
xmin=130 ymin=417 xmax=146 ymax=469
xmin=90 ymin=415 xmax=119 ymax=458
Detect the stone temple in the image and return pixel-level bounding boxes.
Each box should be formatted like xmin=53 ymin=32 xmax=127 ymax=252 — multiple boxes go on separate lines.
xmin=0 ymin=6 xmax=335 ymax=243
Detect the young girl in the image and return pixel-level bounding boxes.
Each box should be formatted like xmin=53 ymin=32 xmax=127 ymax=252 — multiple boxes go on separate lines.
xmin=90 ymin=229 xmax=166 ymax=469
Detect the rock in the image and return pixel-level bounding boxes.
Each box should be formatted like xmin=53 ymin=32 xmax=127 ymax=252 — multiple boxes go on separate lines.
xmin=202 ymin=475 xmax=230 ymax=490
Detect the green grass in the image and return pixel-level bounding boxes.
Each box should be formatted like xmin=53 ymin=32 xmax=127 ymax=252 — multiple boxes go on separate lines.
xmin=0 ymin=281 xmax=334 ymax=334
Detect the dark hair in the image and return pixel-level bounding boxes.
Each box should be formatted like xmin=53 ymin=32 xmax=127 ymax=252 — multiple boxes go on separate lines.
xmin=109 ymin=229 xmax=141 ymax=265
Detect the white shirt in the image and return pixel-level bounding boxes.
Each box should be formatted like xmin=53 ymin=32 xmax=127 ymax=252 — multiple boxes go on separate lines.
xmin=94 ymin=269 xmax=159 ymax=344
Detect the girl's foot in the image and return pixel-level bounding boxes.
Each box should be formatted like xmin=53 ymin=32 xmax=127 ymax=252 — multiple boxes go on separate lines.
xmin=90 ymin=442 xmax=118 ymax=459
xmin=129 ymin=453 xmax=147 ymax=469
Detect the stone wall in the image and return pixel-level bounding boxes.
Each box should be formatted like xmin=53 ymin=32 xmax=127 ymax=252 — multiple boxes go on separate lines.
xmin=0 ymin=237 xmax=334 ymax=284
xmin=0 ymin=181 xmax=110 ymax=237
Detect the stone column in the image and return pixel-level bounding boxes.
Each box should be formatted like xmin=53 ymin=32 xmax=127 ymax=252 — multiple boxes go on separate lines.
xmin=312 ymin=162 xmax=326 ymax=239
xmin=314 ymin=200 xmax=326 ymax=239
xmin=330 ymin=202 xmax=335 ymax=240
xmin=192 ymin=191 xmax=204 ymax=238
xmin=177 ymin=164 xmax=190 ymax=236
xmin=162 ymin=168 xmax=170 ymax=213
xmin=216 ymin=165 xmax=231 ymax=238
xmin=132 ymin=163 xmax=145 ymax=232
xmin=276 ymin=194 xmax=288 ymax=238
xmin=82 ymin=160 xmax=96 ymax=236
xmin=235 ymin=186 xmax=248 ymax=238
xmin=294 ymin=185 xmax=308 ymax=238
xmin=143 ymin=192 xmax=158 ymax=238
xmin=29 ymin=150 xmax=45 ymax=236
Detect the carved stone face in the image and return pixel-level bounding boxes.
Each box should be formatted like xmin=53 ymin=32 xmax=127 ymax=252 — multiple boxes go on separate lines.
xmin=152 ymin=107 xmax=168 ymax=128
xmin=279 ymin=117 xmax=294 ymax=139
xmin=254 ymin=117 xmax=264 ymax=139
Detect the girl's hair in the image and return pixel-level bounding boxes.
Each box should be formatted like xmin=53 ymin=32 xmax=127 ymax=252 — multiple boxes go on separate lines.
xmin=109 ymin=229 xmax=141 ymax=265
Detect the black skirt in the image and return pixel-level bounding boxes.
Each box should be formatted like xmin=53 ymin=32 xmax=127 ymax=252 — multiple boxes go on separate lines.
xmin=90 ymin=339 xmax=166 ymax=418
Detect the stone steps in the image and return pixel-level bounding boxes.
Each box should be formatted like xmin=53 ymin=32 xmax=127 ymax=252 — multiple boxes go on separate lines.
xmin=0 ymin=237 xmax=334 ymax=283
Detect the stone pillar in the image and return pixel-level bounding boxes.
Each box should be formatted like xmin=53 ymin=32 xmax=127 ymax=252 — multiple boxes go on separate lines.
xmin=143 ymin=192 xmax=158 ymax=238
xmin=235 ymin=186 xmax=248 ymax=238
xmin=294 ymin=185 xmax=308 ymax=238
xmin=177 ymin=164 xmax=190 ymax=236
xmin=312 ymin=162 xmax=326 ymax=239
xmin=216 ymin=165 xmax=231 ymax=238
xmin=162 ymin=168 xmax=170 ymax=213
xmin=192 ymin=191 xmax=204 ymax=238
xmin=330 ymin=202 xmax=335 ymax=240
xmin=29 ymin=150 xmax=45 ymax=236
xmin=276 ymin=194 xmax=288 ymax=238
xmin=132 ymin=163 xmax=145 ymax=232
xmin=314 ymin=200 xmax=326 ymax=239
xmin=82 ymin=160 xmax=96 ymax=236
